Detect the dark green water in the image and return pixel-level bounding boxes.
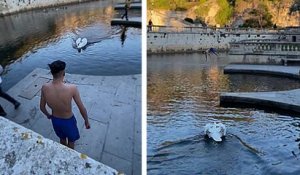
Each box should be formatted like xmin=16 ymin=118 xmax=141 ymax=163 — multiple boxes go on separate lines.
xmin=0 ymin=0 xmax=141 ymax=91
xmin=148 ymin=53 xmax=300 ymax=175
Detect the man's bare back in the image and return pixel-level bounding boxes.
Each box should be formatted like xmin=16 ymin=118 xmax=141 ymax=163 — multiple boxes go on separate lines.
xmin=41 ymin=82 xmax=76 ymax=118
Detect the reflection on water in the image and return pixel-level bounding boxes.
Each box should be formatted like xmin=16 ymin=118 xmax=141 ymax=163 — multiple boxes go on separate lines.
xmin=0 ymin=0 xmax=141 ymax=90
xmin=148 ymin=53 xmax=300 ymax=174
xmin=120 ymin=26 xmax=127 ymax=46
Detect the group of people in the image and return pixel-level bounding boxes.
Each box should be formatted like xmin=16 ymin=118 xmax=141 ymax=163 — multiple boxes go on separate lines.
xmin=1 ymin=60 xmax=90 ymax=149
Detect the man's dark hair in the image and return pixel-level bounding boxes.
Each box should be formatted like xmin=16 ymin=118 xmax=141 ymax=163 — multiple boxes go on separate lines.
xmin=48 ymin=60 xmax=66 ymax=77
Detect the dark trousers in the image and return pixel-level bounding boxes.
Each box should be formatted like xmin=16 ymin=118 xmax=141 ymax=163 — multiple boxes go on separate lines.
xmin=121 ymin=9 xmax=128 ymax=20
xmin=0 ymin=86 xmax=17 ymax=113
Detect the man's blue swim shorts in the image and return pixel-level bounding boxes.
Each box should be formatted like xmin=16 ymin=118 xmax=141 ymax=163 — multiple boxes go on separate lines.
xmin=51 ymin=115 xmax=80 ymax=142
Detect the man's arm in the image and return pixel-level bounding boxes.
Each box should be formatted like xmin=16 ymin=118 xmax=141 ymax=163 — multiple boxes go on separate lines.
xmin=73 ymin=86 xmax=90 ymax=129
xmin=40 ymin=86 xmax=51 ymax=119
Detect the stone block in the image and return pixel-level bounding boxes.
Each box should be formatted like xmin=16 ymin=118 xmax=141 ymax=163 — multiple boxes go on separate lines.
xmin=134 ymin=101 xmax=141 ymax=155
xmin=76 ymin=119 xmax=108 ymax=161
xmin=101 ymin=152 xmax=132 ymax=175
xmin=104 ymin=104 xmax=135 ymax=161
xmin=0 ymin=117 xmax=117 ymax=175
xmin=19 ymin=77 xmax=50 ymax=100
xmin=133 ymin=153 xmax=141 ymax=175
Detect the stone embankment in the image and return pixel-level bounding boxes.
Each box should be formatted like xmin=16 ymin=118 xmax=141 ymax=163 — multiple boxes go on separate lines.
xmin=0 ymin=117 xmax=117 ymax=174
xmin=0 ymin=0 xmax=95 ymax=16
xmin=147 ymin=26 xmax=300 ymax=54
xmin=224 ymin=64 xmax=300 ymax=79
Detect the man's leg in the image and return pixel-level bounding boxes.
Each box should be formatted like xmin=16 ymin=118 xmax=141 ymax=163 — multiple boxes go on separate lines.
xmin=0 ymin=87 xmax=20 ymax=109
xmin=60 ymin=138 xmax=67 ymax=146
xmin=121 ymin=9 xmax=126 ymax=19
xmin=0 ymin=105 xmax=7 ymax=116
xmin=68 ymin=142 xmax=75 ymax=149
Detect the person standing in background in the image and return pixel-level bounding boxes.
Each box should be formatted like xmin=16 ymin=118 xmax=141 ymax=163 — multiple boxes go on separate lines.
xmin=0 ymin=65 xmax=21 ymax=116
xmin=148 ymin=19 xmax=153 ymax=32
xmin=121 ymin=0 xmax=131 ymax=21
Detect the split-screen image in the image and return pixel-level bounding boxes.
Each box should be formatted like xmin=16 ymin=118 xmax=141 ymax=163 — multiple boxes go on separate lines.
xmin=0 ymin=0 xmax=300 ymax=174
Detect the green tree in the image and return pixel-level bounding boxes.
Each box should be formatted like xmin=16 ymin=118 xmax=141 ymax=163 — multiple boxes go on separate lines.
xmin=215 ymin=0 xmax=234 ymax=26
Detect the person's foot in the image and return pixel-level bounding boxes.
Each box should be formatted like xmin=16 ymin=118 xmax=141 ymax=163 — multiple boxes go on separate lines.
xmin=14 ymin=102 xmax=21 ymax=109
xmin=0 ymin=111 xmax=7 ymax=117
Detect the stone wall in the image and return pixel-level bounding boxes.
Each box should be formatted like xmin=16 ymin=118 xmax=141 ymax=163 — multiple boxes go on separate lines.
xmin=147 ymin=28 xmax=300 ymax=53
xmin=0 ymin=117 xmax=117 ymax=174
xmin=147 ymin=32 xmax=279 ymax=53
xmin=0 ymin=0 xmax=96 ymax=15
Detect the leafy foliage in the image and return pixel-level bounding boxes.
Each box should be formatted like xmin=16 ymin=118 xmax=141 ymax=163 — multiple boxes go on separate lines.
xmin=147 ymin=0 xmax=298 ymax=26
xmin=215 ymin=0 xmax=234 ymax=26
xmin=242 ymin=3 xmax=273 ymax=28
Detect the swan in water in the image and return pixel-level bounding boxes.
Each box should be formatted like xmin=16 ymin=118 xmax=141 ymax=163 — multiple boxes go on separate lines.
xmin=204 ymin=122 xmax=226 ymax=142
xmin=75 ymin=37 xmax=88 ymax=49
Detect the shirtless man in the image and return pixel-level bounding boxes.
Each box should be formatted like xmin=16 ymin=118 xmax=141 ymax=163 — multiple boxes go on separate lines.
xmin=40 ymin=60 xmax=90 ymax=149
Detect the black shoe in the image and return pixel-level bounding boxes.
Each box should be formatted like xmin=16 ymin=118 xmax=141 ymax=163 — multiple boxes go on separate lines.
xmin=14 ymin=102 xmax=21 ymax=109
xmin=0 ymin=111 xmax=7 ymax=117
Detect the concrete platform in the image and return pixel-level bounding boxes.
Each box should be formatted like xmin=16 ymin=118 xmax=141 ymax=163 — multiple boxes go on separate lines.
xmin=2 ymin=68 xmax=141 ymax=175
xmin=0 ymin=117 xmax=117 ymax=175
xmin=224 ymin=64 xmax=300 ymax=79
xmin=114 ymin=3 xmax=141 ymax=10
xmin=111 ymin=18 xmax=141 ymax=28
xmin=220 ymin=89 xmax=300 ymax=116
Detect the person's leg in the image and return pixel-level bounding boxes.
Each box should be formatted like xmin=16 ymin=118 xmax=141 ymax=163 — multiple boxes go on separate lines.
xmin=52 ymin=117 xmax=68 ymax=147
xmin=121 ymin=9 xmax=126 ymax=19
xmin=0 ymin=87 xmax=20 ymax=109
xmin=0 ymin=104 xmax=7 ymax=116
xmin=67 ymin=141 xmax=75 ymax=149
xmin=66 ymin=116 xmax=80 ymax=149
xmin=60 ymin=138 xmax=67 ymax=146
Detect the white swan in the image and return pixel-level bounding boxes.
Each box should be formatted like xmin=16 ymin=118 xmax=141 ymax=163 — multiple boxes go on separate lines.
xmin=204 ymin=122 xmax=226 ymax=142
xmin=76 ymin=37 xmax=88 ymax=49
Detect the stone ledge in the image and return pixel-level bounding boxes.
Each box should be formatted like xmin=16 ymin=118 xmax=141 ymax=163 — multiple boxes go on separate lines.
xmin=220 ymin=89 xmax=300 ymax=116
xmin=0 ymin=0 xmax=98 ymax=16
xmin=224 ymin=64 xmax=300 ymax=79
xmin=0 ymin=117 xmax=118 ymax=175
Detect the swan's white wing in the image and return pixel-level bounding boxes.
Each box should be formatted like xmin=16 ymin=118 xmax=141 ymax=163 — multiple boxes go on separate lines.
xmin=210 ymin=131 xmax=222 ymax=142
xmin=77 ymin=38 xmax=88 ymax=49
xmin=76 ymin=38 xmax=81 ymax=46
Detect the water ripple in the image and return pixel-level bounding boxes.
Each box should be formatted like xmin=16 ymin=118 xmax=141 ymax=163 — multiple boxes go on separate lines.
xmin=148 ymin=54 xmax=300 ymax=174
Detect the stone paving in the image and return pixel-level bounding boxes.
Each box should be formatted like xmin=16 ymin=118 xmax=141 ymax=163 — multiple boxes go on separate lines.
xmin=0 ymin=117 xmax=117 ymax=175
xmin=224 ymin=64 xmax=300 ymax=79
xmin=1 ymin=68 xmax=141 ymax=175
